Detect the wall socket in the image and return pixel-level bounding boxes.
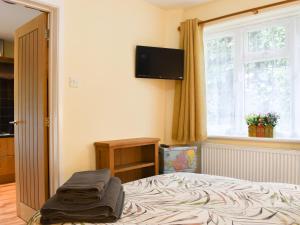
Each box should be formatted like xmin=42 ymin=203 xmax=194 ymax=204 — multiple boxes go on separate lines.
xmin=69 ymin=77 xmax=79 ymax=88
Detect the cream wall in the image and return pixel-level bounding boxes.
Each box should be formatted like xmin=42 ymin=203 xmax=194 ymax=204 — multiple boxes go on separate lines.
xmin=163 ymin=0 xmax=300 ymax=146
xmin=28 ymin=0 xmax=300 ymax=184
xmin=62 ymin=0 xmax=300 ymax=182
xmin=183 ymin=0 xmax=284 ymax=20
xmin=61 ymin=0 xmax=167 ymax=181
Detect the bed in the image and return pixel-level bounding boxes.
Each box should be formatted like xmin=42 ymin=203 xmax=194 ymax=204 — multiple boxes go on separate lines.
xmin=28 ymin=172 xmax=300 ymax=225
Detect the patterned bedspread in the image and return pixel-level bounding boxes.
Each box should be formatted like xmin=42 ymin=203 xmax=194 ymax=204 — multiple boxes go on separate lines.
xmin=28 ymin=173 xmax=300 ymax=225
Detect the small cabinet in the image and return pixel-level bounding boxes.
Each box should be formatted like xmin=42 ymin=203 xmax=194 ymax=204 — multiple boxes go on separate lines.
xmin=94 ymin=138 xmax=160 ymax=183
xmin=0 ymin=137 xmax=15 ymax=184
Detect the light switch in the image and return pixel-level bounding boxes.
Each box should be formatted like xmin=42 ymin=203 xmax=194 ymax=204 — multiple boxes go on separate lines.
xmin=69 ymin=77 xmax=79 ymax=88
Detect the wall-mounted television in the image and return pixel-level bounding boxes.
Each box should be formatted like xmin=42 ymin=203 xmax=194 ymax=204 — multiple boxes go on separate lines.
xmin=135 ymin=46 xmax=184 ymax=80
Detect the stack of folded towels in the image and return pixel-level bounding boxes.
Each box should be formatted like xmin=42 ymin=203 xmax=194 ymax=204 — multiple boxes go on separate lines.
xmin=40 ymin=169 xmax=124 ymax=224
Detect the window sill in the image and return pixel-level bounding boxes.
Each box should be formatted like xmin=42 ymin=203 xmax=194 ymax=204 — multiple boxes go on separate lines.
xmin=207 ymin=135 xmax=300 ymax=144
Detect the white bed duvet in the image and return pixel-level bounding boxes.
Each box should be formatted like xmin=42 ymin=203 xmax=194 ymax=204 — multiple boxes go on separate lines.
xmin=28 ymin=173 xmax=300 ymax=225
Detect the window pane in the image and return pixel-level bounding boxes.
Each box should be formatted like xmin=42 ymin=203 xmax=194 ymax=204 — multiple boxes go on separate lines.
xmin=248 ymin=26 xmax=286 ymax=52
xmin=206 ymin=36 xmax=235 ymax=135
xmin=244 ymin=59 xmax=291 ymax=135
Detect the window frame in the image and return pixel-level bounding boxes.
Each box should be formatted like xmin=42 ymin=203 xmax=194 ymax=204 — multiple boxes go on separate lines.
xmin=204 ymin=11 xmax=300 ymax=139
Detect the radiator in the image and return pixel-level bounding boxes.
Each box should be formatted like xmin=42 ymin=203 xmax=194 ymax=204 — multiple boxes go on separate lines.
xmin=201 ymin=143 xmax=300 ymax=185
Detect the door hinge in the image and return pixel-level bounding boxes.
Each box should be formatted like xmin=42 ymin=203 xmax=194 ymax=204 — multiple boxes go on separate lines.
xmin=45 ymin=29 xmax=50 ymax=40
xmin=44 ymin=117 xmax=50 ymax=127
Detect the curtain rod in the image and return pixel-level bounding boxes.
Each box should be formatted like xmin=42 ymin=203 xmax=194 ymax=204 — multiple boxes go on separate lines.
xmin=177 ymin=0 xmax=300 ymax=31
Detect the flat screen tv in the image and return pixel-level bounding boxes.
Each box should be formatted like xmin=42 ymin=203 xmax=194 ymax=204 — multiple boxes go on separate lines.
xmin=135 ymin=46 xmax=184 ymax=80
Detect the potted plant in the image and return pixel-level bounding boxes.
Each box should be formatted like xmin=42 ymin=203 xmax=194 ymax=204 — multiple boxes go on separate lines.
xmin=245 ymin=114 xmax=259 ymax=137
xmin=245 ymin=113 xmax=280 ymax=138
xmin=264 ymin=113 xmax=280 ymax=138
xmin=256 ymin=116 xmax=265 ymax=137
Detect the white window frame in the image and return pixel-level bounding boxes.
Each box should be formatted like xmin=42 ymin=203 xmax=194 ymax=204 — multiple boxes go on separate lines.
xmin=204 ymin=5 xmax=300 ymax=139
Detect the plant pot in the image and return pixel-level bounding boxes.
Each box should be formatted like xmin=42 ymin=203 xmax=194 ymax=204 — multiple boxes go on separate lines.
xmin=247 ymin=125 xmax=274 ymax=138
xmin=248 ymin=125 xmax=256 ymax=137
xmin=256 ymin=125 xmax=265 ymax=137
xmin=264 ymin=125 xmax=274 ymax=138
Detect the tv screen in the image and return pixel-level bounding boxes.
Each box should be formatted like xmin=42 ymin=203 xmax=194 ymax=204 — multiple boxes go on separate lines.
xmin=135 ymin=46 xmax=184 ymax=80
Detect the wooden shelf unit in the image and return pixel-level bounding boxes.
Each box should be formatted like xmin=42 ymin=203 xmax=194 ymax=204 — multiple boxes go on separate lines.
xmin=94 ymin=138 xmax=160 ymax=183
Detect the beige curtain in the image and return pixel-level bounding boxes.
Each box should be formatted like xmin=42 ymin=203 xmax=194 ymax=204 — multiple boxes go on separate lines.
xmin=172 ymin=19 xmax=207 ymax=143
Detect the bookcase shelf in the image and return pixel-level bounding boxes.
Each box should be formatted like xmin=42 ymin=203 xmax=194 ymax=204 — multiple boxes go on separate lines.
xmin=115 ymin=162 xmax=155 ymax=173
xmin=94 ymin=138 xmax=160 ymax=183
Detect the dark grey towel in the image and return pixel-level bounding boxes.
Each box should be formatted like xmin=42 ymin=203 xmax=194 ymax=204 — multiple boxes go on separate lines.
xmin=40 ymin=177 xmax=124 ymax=224
xmin=40 ymin=190 xmax=125 ymax=224
xmin=42 ymin=176 xmax=122 ymax=214
xmin=56 ymin=169 xmax=110 ymax=204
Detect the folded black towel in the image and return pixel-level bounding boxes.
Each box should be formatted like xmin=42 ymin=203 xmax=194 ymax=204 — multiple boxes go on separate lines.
xmin=56 ymin=169 xmax=110 ymax=204
xmin=41 ymin=190 xmax=125 ymax=224
xmin=40 ymin=177 xmax=124 ymax=224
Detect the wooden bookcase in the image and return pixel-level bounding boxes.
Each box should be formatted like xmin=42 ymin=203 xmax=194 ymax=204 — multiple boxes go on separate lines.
xmin=94 ymin=138 xmax=160 ymax=183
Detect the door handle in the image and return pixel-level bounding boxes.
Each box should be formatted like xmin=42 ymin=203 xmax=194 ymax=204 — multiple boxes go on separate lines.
xmin=9 ymin=120 xmax=20 ymax=125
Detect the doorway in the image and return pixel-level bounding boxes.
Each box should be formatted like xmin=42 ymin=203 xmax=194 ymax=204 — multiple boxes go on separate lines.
xmin=0 ymin=0 xmax=60 ymax=223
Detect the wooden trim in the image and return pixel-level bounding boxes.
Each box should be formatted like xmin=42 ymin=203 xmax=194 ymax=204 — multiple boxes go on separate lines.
xmin=177 ymin=0 xmax=300 ymax=31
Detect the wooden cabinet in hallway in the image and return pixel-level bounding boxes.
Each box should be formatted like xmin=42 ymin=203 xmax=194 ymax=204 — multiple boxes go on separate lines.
xmin=0 ymin=137 xmax=15 ymax=184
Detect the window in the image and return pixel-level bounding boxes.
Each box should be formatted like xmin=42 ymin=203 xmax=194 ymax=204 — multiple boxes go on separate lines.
xmin=205 ymin=15 xmax=300 ymax=138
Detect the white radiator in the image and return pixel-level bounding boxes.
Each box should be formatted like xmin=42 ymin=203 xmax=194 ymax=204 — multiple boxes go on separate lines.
xmin=201 ymin=143 xmax=300 ymax=185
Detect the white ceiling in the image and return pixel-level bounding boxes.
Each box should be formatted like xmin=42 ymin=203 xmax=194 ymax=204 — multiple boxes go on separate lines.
xmin=0 ymin=0 xmax=214 ymax=41
xmin=144 ymin=0 xmax=213 ymax=9
xmin=0 ymin=0 xmax=41 ymax=41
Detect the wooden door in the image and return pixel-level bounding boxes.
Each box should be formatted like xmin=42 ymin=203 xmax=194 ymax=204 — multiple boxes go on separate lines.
xmin=14 ymin=13 xmax=49 ymax=221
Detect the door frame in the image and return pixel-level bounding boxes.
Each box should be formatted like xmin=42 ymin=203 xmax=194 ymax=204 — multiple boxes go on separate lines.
xmin=12 ymin=0 xmax=62 ymax=195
